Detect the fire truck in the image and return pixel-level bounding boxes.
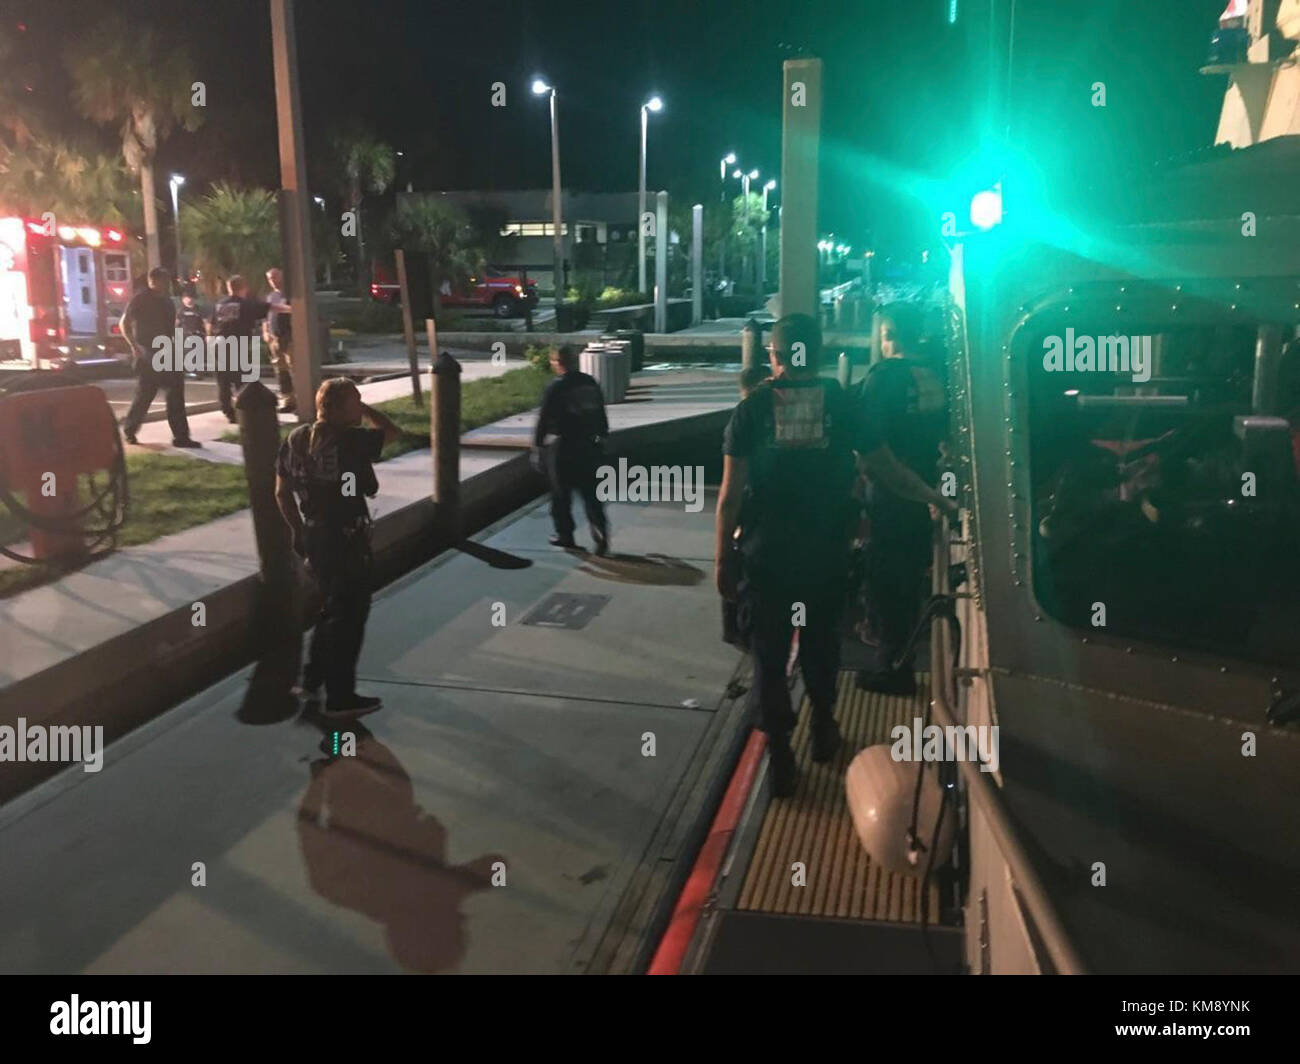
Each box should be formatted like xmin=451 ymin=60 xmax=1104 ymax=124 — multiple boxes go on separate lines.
xmin=0 ymin=216 xmax=134 ymax=372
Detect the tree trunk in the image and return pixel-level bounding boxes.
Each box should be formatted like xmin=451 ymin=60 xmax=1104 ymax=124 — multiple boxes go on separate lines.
xmin=141 ymin=162 xmax=161 ymax=272
xmin=352 ymin=177 xmax=369 ymax=296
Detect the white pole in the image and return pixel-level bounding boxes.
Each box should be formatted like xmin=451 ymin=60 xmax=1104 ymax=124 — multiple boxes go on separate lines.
xmin=638 ymin=106 xmax=648 ymax=295
xmin=654 ymin=190 xmax=667 ymax=333
xmin=691 ymin=203 xmax=703 ymax=325
xmin=550 ymin=90 xmax=563 ymax=321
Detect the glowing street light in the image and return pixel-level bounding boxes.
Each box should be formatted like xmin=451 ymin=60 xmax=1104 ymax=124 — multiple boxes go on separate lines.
xmin=169 ymin=174 xmax=185 ymax=280
xmin=638 ymin=95 xmax=664 ymax=293
xmin=531 ymin=78 xmax=564 ymax=318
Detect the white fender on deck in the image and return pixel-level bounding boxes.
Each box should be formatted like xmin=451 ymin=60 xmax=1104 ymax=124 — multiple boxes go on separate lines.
xmin=845 ymin=744 xmax=956 ymax=877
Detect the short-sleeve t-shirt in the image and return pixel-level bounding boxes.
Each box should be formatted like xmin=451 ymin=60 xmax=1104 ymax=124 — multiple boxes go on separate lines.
xmin=266 ymin=290 xmax=291 ymax=339
xmin=858 ymin=357 xmax=946 ymax=485
xmin=723 ymin=376 xmax=876 ymax=586
xmin=276 ymin=424 xmax=385 ymax=526
xmin=211 ymin=295 xmax=268 ymax=339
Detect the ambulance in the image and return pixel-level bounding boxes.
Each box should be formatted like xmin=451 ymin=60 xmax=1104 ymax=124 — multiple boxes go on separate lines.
xmin=0 ymin=216 xmax=134 ymax=371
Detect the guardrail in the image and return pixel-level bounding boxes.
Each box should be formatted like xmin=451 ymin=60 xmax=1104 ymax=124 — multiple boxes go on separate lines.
xmin=929 ymin=513 xmax=1088 ymax=975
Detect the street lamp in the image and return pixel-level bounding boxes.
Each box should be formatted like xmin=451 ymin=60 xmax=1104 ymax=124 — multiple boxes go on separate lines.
xmin=168 ymin=173 xmax=185 ymax=282
xmin=638 ymin=95 xmax=663 ymax=295
xmin=532 ymin=78 xmax=565 ymax=322
xmin=719 ymin=152 xmax=736 ymax=202
xmin=760 ymin=179 xmax=776 ymax=290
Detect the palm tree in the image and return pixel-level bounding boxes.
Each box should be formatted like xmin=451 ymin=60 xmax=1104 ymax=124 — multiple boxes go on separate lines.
xmin=331 ymin=131 xmax=396 ymax=294
xmin=0 ymin=24 xmax=37 ymax=151
xmin=181 ymin=183 xmax=281 ymax=299
xmin=384 ymin=196 xmax=484 ymax=320
xmin=66 ymin=15 xmax=201 ymax=271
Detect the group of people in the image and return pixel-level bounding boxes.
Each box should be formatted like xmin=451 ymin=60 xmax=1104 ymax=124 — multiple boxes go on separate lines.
xmin=715 ymin=308 xmax=952 ymax=797
xmin=118 ymin=265 xmax=298 ymax=446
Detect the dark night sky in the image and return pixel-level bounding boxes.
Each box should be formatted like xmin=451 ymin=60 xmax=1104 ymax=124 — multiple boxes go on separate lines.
xmin=16 ymin=0 xmax=1228 ymax=257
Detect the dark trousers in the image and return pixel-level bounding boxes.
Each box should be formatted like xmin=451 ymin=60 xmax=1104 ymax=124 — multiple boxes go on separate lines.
xmin=866 ymin=495 xmax=932 ymax=668
xmin=303 ymin=525 xmax=373 ymax=704
xmin=744 ymin=578 xmax=844 ymax=736
xmin=216 ymin=370 xmax=242 ymax=419
xmin=547 ymin=442 xmax=607 ymax=542
xmin=123 ymin=358 xmax=190 ymax=440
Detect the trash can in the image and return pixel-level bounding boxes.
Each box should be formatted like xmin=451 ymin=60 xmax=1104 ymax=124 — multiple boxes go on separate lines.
xmin=602 ymin=329 xmax=644 ymax=372
xmin=580 ymin=341 xmax=631 ymax=404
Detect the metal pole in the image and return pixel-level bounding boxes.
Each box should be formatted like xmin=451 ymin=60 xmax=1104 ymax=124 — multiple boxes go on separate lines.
xmin=691 ymin=204 xmax=703 ymax=326
xmin=778 ymin=57 xmax=823 ymax=320
xmin=654 ymin=190 xmax=667 ymax=334
xmin=234 ymin=379 xmax=299 ymax=715
xmin=431 ymin=351 xmax=462 ymax=541
xmin=270 ymin=0 xmax=322 ymax=422
xmin=638 ymin=106 xmax=648 ymax=295
xmin=170 ymin=181 xmax=183 ymax=280
xmin=549 ymin=90 xmax=564 ymax=326
xmin=394 ymin=249 xmax=421 ymax=405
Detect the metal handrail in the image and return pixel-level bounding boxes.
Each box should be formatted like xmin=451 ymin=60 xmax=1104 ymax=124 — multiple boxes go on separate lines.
xmin=929 ymin=512 xmax=1089 ymax=975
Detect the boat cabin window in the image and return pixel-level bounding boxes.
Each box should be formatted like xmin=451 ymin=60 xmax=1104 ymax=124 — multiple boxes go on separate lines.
xmin=1026 ymin=314 xmax=1300 ymax=666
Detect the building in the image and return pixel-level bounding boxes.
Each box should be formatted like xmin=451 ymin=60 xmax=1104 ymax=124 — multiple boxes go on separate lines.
xmin=1204 ymin=0 xmax=1300 ymax=146
xmin=401 ymin=189 xmax=668 ymax=295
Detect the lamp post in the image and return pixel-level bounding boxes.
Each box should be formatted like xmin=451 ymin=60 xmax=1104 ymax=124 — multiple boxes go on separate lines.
xmin=169 ymin=173 xmax=185 ymax=281
xmin=638 ymin=95 xmax=663 ymax=296
xmin=718 ymin=152 xmax=735 ymax=289
xmin=733 ymin=169 xmax=758 ymax=285
xmin=760 ymin=179 xmax=775 ymax=291
xmin=533 ymin=78 xmax=564 ymax=324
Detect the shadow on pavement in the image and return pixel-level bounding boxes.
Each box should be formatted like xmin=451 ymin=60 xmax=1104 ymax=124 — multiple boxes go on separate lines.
xmin=577 ymin=552 xmax=704 ymax=586
xmin=456 ymin=540 xmax=534 ymax=570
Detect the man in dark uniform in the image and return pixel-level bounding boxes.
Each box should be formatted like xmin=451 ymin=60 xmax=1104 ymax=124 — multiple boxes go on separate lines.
xmin=856 ymin=303 xmax=948 ymax=695
xmin=532 ymin=345 xmax=610 ymax=554
xmin=716 ymin=313 xmax=952 ymax=796
xmin=119 ymin=266 xmax=198 ymax=447
xmin=275 ymin=378 xmax=401 ymax=719
xmin=210 ymin=274 xmax=270 ymax=423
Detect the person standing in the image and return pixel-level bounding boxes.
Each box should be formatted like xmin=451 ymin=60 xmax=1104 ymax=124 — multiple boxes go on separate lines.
xmin=210 ymin=275 xmax=269 ymax=423
xmin=264 ymin=267 xmax=295 ymax=413
xmin=532 ymin=346 xmax=610 ymax=554
xmin=119 ymin=267 xmax=198 ymax=448
xmin=716 ymin=313 xmax=952 ymax=797
xmin=275 ymin=378 xmax=401 ymax=718
xmin=855 ymin=303 xmax=948 ymax=695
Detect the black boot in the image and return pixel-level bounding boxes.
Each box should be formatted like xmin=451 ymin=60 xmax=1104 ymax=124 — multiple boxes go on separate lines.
xmin=768 ymin=732 xmax=797 ymax=797
xmin=811 ymin=716 xmax=842 ymax=763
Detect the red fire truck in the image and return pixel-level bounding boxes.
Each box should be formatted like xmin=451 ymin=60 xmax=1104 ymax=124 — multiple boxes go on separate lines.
xmin=0 ymin=216 xmax=134 ymax=371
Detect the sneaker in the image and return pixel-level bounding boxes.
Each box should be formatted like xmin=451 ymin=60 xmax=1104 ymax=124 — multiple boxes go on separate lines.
xmin=592 ymin=530 xmax=610 ymax=557
xmin=278 ymin=399 xmax=297 ymax=413
xmin=172 ymin=438 xmax=202 ymax=449
xmin=810 ymin=717 xmax=842 ymax=763
xmin=321 ymin=695 xmax=383 ymax=719
xmin=224 ymin=413 xmax=238 ymax=425
xmin=123 ymin=431 xmax=138 ymax=445
xmin=856 ymin=666 xmax=917 ymax=697
xmin=549 ymin=534 xmax=577 ymax=548
xmin=768 ymin=733 xmax=798 ymax=798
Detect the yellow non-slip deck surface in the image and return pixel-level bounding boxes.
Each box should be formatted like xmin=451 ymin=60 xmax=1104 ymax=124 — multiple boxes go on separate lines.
xmin=738 ymin=672 xmax=942 ymax=922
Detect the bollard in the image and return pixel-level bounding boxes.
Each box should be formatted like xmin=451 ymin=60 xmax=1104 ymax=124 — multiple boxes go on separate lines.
xmin=395 ymin=250 xmax=422 ymax=406
xmin=741 ymin=317 xmax=762 ymax=375
xmin=425 ymin=317 xmax=438 ymax=372
xmin=235 ymin=379 xmax=300 ymax=720
xmin=431 ymin=350 xmax=462 ymax=542
xmin=837 ymin=351 xmax=852 ymax=389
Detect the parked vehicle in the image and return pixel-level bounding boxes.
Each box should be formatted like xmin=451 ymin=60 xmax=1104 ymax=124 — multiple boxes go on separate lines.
xmin=370 ymin=261 xmax=539 ymax=318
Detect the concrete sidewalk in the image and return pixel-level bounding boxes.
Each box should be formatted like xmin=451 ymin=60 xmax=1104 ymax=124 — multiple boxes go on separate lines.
xmin=0 ymin=368 xmax=737 ymax=695
xmin=0 ymin=493 xmax=750 ymax=974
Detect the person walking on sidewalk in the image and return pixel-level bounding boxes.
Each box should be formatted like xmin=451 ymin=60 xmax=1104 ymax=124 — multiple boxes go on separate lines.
xmin=275 ymin=378 xmax=401 ymax=719
xmin=119 ymin=267 xmax=199 ymax=448
xmin=264 ymin=267 xmax=296 ymax=413
xmin=210 ymin=275 xmax=270 ymax=423
xmin=532 ymin=345 xmax=610 ymax=554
